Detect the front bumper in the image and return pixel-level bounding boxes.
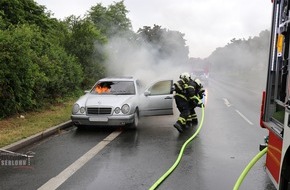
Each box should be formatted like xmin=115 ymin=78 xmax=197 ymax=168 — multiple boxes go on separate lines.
xmin=71 ymin=114 xmax=135 ymax=126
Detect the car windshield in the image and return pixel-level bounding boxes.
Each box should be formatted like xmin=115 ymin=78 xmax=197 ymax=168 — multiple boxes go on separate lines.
xmin=91 ymin=81 xmax=136 ymax=95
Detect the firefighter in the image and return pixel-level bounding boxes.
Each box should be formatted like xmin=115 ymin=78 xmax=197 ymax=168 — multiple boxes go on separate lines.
xmin=173 ymin=72 xmax=191 ymax=133
xmin=187 ymin=78 xmax=205 ymax=126
xmin=194 ymin=78 xmax=205 ymax=102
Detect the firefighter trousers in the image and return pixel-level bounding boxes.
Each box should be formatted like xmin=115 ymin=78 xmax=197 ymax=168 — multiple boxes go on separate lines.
xmin=174 ymin=95 xmax=190 ymax=127
xmin=187 ymin=106 xmax=198 ymax=125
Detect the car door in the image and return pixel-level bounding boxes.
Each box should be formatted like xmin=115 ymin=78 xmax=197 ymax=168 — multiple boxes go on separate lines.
xmin=139 ymin=80 xmax=174 ymax=116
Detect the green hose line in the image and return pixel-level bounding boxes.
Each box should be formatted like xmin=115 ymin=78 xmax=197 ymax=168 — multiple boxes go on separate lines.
xmin=233 ymin=147 xmax=268 ymax=190
xmin=149 ymin=104 xmax=205 ymax=190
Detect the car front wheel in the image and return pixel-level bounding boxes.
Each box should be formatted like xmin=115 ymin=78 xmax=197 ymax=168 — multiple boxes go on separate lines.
xmin=128 ymin=109 xmax=139 ymax=129
xmin=76 ymin=125 xmax=86 ymax=130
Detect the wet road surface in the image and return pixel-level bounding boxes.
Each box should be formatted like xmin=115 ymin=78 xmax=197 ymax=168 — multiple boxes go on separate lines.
xmin=0 ymin=78 xmax=276 ymax=190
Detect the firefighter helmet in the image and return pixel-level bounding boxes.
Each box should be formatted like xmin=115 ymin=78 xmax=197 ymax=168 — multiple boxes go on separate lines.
xmin=180 ymin=72 xmax=191 ymax=81
xmin=195 ymin=78 xmax=202 ymax=86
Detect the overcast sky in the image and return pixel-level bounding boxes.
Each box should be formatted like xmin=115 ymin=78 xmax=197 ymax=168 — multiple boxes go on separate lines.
xmin=34 ymin=0 xmax=273 ymax=58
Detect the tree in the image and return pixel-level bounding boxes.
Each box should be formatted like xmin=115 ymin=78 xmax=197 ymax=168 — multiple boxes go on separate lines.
xmin=0 ymin=24 xmax=83 ymax=118
xmin=0 ymin=0 xmax=84 ymax=118
xmin=137 ymin=25 xmax=189 ymax=64
xmin=207 ymin=30 xmax=270 ymax=85
xmin=62 ymin=16 xmax=107 ymax=88
xmin=87 ymin=0 xmax=132 ymax=37
xmin=0 ymin=0 xmax=55 ymax=31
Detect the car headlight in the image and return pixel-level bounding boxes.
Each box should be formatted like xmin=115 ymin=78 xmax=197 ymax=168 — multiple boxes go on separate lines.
xmin=72 ymin=104 xmax=80 ymax=114
xmin=72 ymin=104 xmax=86 ymax=114
xmin=114 ymin=107 xmax=121 ymax=114
xmin=121 ymin=104 xmax=130 ymax=114
xmin=80 ymin=107 xmax=86 ymax=114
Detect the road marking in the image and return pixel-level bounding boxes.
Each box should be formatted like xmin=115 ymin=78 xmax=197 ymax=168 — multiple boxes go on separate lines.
xmin=235 ymin=109 xmax=254 ymax=125
xmin=223 ymin=98 xmax=231 ymax=107
xmin=37 ymin=130 xmax=122 ymax=190
xmin=223 ymin=98 xmax=253 ymax=125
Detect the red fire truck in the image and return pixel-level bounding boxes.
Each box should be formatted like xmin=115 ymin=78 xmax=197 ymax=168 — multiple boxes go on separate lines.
xmin=260 ymin=0 xmax=290 ymax=189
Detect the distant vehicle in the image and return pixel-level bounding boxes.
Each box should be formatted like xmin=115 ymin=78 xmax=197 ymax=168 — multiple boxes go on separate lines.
xmin=191 ymin=69 xmax=208 ymax=86
xmin=71 ymin=77 xmax=174 ymax=128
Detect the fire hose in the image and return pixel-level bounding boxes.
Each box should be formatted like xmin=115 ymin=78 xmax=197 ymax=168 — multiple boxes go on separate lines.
xmin=149 ymin=103 xmax=205 ymax=190
xmin=148 ymin=98 xmax=268 ymax=190
xmin=233 ymin=147 xmax=268 ymax=190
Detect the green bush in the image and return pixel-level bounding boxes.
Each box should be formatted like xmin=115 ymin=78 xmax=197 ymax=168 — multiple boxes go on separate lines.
xmin=0 ymin=24 xmax=83 ymax=118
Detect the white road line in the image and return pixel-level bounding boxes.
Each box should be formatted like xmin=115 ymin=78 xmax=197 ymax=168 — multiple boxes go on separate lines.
xmin=37 ymin=130 xmax=122 ymax=190
xmin=223 ymin=98 xmax=231 ymax=107
xmin=235 ymin=109 xmax=254 ymax=125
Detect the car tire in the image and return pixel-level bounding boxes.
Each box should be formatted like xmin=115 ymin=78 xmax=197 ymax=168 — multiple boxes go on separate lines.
xmin=128 ymin=109 xmax=139 ymax=129
xmin=76 ymin=125 xmax=86 ymax=130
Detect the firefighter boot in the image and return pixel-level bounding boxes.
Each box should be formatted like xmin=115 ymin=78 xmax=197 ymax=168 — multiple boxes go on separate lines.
xmin=173 ymin=122 xmax=183 ymax=133
xmin=192 ymin=119 xmax=198 ymax=126
xmin=185 ymin=121 xmax=192 ymax=129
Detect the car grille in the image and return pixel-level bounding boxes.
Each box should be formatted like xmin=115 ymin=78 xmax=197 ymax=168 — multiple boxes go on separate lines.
xmin=87 ymin=107 xmax=112 ymax=115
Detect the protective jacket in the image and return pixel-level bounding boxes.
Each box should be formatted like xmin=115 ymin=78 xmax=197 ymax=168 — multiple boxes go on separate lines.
xmin=186 ymin=79 xmax=205 ymax=124
xmin=187 ymin=79 xmax=204 ymax=107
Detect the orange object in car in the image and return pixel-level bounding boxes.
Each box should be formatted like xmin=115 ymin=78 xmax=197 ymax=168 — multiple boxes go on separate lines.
xmin=96 ymin=85 xmax=110 ymax=93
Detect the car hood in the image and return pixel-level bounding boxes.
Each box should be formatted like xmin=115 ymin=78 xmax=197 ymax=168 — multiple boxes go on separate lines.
xmin=79 ymin=94 xmax=136 ymax=106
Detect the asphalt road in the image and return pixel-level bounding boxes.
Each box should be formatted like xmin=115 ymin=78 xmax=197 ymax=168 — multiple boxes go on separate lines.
xmin=0 ymin=77 xmax=277 ymax=190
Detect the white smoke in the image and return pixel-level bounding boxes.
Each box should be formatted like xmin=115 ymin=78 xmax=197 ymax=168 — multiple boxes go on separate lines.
xmin=103 ymin=32 xmax=190 ymax=86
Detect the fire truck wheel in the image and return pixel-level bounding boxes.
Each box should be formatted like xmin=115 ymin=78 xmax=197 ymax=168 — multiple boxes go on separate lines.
xmin=280 ymin=148 xmax=290 ymax=190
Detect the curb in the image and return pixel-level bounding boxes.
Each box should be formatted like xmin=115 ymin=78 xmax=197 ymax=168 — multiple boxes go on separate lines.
xmin=1 ymin=120 xmax=73 ymax=152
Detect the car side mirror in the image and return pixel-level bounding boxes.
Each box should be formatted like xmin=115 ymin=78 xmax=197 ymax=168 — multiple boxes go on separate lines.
xmin=144 ymin=90 xmax=151 ymax=96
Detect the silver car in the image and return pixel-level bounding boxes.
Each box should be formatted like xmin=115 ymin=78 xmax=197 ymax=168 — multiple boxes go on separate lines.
xmin=71 ymin=77 xmax=173 ymax=128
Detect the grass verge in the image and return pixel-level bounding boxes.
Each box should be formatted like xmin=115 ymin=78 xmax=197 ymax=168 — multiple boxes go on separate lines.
xmin=0 ymin=99 xmax=75 ymax=148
